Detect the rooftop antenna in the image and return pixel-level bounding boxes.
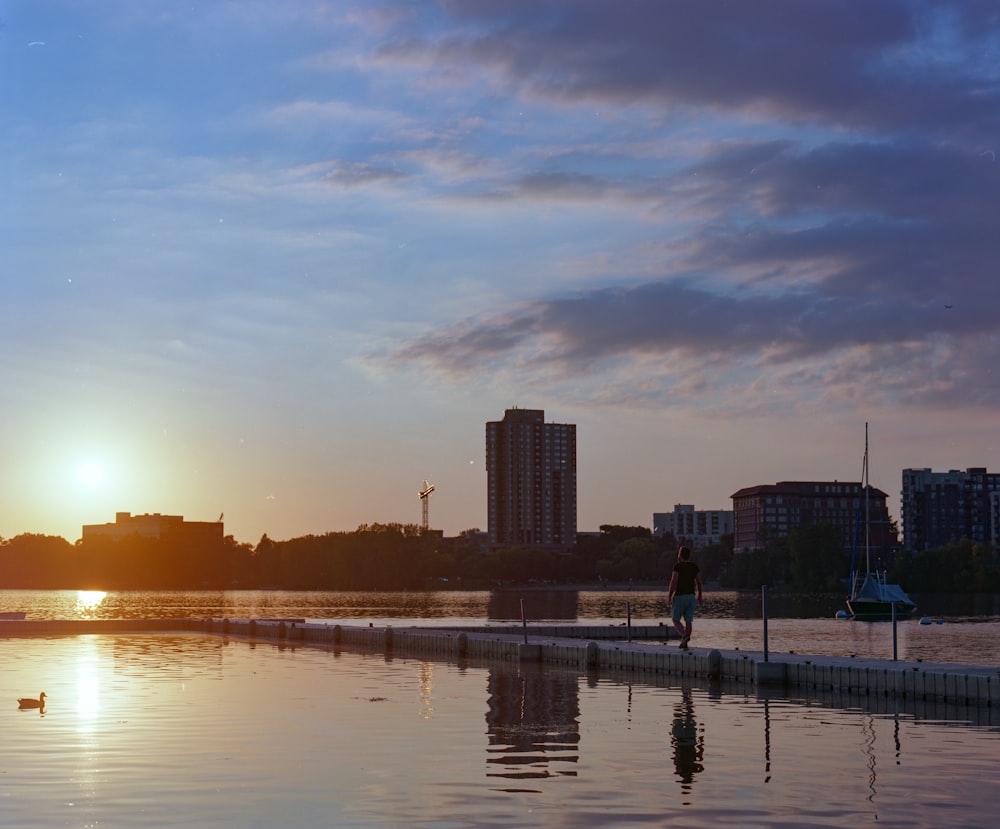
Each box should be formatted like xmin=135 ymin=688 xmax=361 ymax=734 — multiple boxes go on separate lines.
xmin=419 ymin=480 xmax=435 ymax=531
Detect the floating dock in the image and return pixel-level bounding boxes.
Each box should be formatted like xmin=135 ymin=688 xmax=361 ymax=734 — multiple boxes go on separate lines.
xmin=2 ymin=618 xmax=998 ymax=708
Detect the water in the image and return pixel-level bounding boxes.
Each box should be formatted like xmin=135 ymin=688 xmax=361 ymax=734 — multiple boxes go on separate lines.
xmin=2 ymin=634 xmax=998 ymax=828
xmin=3 ymin=589 xmax=1000 ymax=665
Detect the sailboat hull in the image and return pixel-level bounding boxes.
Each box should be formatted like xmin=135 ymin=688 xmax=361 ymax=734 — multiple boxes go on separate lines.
xmin=846 ymin=571 xmax=916 ymax=620
xmin=846 ymin=598 xmax=917 ymax=621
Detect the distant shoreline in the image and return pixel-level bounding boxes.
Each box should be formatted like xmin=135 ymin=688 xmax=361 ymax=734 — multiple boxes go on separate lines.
xmin=489 ymin=582 xmax=668 ymax=592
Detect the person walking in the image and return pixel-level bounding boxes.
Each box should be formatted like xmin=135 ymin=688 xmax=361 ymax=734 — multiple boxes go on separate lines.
xmin=667 ymin=545 xmax=703 ymax=649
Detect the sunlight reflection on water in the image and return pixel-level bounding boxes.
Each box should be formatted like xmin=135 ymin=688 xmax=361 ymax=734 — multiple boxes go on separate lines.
xmin=73 ymin=637 xmax=101 ymax=729
xmin=75 ymin=590 xmax=108 ymax=618
xmin=1 ymin=634 xmax=998 ymax=828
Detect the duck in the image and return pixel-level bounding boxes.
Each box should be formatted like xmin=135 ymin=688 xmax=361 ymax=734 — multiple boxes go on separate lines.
xmin=17 ymin=692 xmax=46 ymax=710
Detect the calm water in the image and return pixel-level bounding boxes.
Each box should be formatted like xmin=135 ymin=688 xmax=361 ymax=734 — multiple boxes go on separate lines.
xmin=2 ymin=634 xmax=998 ymax=828
xmin=3 ymin=589 xmax=1000 ymax=665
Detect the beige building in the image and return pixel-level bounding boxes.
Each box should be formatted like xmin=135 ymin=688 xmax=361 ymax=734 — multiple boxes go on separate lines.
xmin=82 ymin=512 xmax=223 ymax=545
xmin=653 ymin=504 xmax=733 ymax=549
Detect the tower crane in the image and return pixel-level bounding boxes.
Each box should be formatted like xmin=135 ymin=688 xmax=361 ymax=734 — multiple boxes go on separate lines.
xmin=419 ymin=480 xmax=435 ymax=531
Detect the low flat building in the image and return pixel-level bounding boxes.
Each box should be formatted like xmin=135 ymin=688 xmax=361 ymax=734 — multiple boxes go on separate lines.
xmin=730 ymin=481 xmax=894 ymax=553
xmin=82 ymin=512 xmax=223 ymax=545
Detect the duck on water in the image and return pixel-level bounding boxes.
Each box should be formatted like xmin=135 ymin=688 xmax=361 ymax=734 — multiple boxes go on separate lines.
xmin=17 ymin=693 xmax=46 ymax=710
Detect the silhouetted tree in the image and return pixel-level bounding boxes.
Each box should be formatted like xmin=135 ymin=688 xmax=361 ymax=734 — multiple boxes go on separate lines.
xmin=788 ymin=523 xmax=849 ymax=591
xmin=0 ymin=534 xmax=76 ymax=587
xmin=693 ymin=535 xmax=734 ymax=583
xmin=720 ymin=536 xmax=790 ymax=589
xmin=892 ymin=538 xmax=999 ymax=592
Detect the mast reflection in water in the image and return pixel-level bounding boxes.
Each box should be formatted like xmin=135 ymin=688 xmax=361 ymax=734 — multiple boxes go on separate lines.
xmin=485 ymin=663 xmax=580 ymax=787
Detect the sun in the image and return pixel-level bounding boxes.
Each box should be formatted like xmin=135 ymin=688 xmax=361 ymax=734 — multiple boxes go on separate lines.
xmin=78 ymin=462 xmax=105 ymax=487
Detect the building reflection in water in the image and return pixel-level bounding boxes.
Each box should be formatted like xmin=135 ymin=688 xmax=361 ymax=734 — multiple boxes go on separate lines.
xmin=487 ymin=590 xmax=580 ymax=622
xmin=670 ymin=688 xmax=704 ymax=791
xmin=763 ymin=696 xmax=772 ymax=784
xmin=418 ymin=661 xmax=434 ymax=719
xmin=484 ymin=663 xmax=580 ymax=786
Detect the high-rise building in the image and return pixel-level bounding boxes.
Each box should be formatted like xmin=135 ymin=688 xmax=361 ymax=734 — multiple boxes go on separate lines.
xmin=486 ymin=408 xmax=576 ymax=551
xmin=901 ymin=467 xmax=1000 ymax=551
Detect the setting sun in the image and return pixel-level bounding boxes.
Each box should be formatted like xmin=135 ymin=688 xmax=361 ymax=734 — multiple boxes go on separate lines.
xmin=78 ymin=463 xmax=105 ymax=487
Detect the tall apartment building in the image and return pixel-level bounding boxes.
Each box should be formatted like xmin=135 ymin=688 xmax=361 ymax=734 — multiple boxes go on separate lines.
xmin=653 ymin=504 xmax=733 ymax=549
xmin=730 ymin=481 xmax=894 ymax=553
xmin=486 ymin=408 xmax=576 ymax=551
xmin=901 ymin=467 xmax=1000 ymax=551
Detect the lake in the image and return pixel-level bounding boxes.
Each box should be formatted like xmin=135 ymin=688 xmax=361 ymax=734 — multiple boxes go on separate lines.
xmin=2 ymin=632 xmax=998 ymax=828
xmin=3 ymin=588 xmax=1000 ymax=665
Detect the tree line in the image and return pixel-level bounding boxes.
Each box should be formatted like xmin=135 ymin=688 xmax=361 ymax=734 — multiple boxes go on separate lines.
xmin=1 ymin=524 xmax=680 ymax=590
xmin=717 ymin=525 xmax=1000 ymax=593
xmin=1 ymin=523 xmax=995 ymax=592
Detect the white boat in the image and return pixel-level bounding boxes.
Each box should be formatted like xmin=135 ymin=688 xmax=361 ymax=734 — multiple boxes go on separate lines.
xmin=845 ymin=424 xmax=916 ymax=621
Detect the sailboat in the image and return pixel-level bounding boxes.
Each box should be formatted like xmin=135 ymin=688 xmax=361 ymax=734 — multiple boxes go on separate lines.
xmin=845 ymin=424 xmax=916 ymax=621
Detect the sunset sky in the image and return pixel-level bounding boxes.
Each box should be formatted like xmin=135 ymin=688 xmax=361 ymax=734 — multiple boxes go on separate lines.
xmin=3 ymin=0 xmax=998 ymax=545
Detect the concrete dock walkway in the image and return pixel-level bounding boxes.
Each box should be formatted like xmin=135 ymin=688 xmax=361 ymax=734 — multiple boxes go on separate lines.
xmin=3 ymin=617 xmax=998 ymax=707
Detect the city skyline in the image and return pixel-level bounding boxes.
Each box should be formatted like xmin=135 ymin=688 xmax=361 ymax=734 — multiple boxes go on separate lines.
xmin=11 ymin=457 xmax=997 ymax=548
xmin=4 ymin=2 xmax=999 ymax=545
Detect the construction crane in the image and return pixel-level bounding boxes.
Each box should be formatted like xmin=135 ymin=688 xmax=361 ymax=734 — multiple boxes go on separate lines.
xmin=419 ymin=480 xmax=435 ymax=531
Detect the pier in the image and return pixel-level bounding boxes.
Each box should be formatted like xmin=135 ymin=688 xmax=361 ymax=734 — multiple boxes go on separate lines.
xmin=3 ymin=617 xmax=999 ymax=708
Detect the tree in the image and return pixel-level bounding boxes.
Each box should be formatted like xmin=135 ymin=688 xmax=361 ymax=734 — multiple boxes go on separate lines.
xmin=0 ymin=534 xmax=76 ymax=588
xmin=609 ymin=537 xmax=660 ymax=580
xmin=720 ymin=536 xmax=790 ymax=589
xmin=693 ymin=536 xmax=734 ymax=583
xmin=892 ymin=538 xmax=999 ymax=592
xmin=598 ymin=524 xmax=652 ymax=544
xmin=788 ymin=523 xmax=848 ymax=591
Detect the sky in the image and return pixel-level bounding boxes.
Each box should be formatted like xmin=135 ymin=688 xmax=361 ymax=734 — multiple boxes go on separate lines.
xmin=3 ymin=0 xmax=999 ymax=545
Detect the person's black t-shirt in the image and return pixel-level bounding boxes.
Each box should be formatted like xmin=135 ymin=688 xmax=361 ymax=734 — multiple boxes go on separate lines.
xmin=673 ymin=561 xmax=700 ymax=595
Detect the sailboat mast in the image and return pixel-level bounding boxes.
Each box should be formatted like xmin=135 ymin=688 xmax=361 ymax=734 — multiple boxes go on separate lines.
xmin=864 ymin=422 xmax=870 ymax=573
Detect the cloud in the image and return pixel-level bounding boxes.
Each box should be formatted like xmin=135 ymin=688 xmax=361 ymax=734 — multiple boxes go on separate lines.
xmin=387 ymin=120 xmax=1000 ymax=413
xmin=374 ymin=3 xmax=1000 ymax=419
xmin=669 ymin=139 xmax=1000 ymax=306
xmin=394 ymin=280 xmax=913 ymax=368
xmin=388 ymin=276 xmax=1000 ymax=414
xmin=263 ymin=98 xmax=412 ymax=134
xmin=376 ymin=1 xmax=1000 ymax=139
xmin=319 ymin=161 xmax=407 ymax=188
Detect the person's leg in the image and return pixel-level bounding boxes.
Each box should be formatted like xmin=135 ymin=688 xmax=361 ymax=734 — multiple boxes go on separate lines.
xmin=674 ymin=596 xmax=694 ymax=645
xmin=684 ymin=602 xmax=695 ymax=642
xmin=672 ymin=608 xmax=686 ymax=640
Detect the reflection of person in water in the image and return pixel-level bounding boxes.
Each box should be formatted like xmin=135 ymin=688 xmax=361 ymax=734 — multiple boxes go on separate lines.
xmin=670 ymin=689 xmax=704 ymax=787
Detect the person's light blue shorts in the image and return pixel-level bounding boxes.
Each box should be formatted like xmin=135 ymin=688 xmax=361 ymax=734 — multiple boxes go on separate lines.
xmin=672 ymin=594 xmax=696 ymax=624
